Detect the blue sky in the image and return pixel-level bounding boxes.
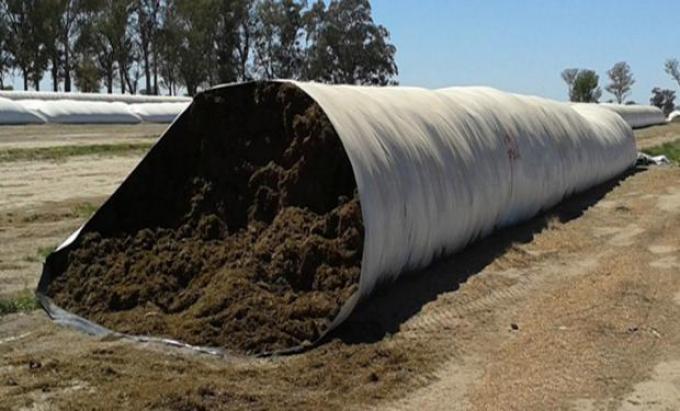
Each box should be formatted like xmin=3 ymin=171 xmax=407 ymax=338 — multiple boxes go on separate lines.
xmin=371 ymin=0 xmax=680 ymax=103
xmin=10 ymin=0 xmax=680 ymax=103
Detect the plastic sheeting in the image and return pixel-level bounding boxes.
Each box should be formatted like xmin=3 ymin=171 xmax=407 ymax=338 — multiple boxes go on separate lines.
xmin=597 ymin=103 xmax=667 ymax=129
xmin=19 ymin=99 xmax=142 ymax=124
xmin=296 ymin=84 xmax=635 ymax=303
xmin=0 ymin=97 xmax=46 ymax=124
xmin=0 ymin=90 xmax=191 ymax=104
xmin=129 ymin=102 xmax=190 ymax=123
xmin=668 ymin=110 xmax=680 ymax=123
xmin=38 ymin=81 xmax=637 ymax=354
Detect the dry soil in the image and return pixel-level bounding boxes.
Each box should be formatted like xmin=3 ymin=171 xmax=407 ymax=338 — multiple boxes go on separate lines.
xmin=0 ymin=123 xmax=678 ymax=410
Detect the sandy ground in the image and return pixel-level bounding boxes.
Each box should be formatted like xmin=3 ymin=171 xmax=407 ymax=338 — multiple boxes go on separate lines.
xmin=0 ymin=125 xmax=165 ymax=299
xmin=634 ymin=122 xmax=680 ymax=150
xmin=0 ymin=124 xmax=679 ymax=410
xmin=0 ymin=124 xmax=166 ymax=149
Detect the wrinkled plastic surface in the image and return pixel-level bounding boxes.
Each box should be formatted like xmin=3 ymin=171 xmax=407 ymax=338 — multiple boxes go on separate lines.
xmin=668 ymin=110 xmax=680 ymax=123
xmin=129 ymin=102 xmax=190 ymax=123
xmin=597 ymin=103 xmax=666 ymax=129
xmin=0 ymin=97 xmax=46 ymax=124
xmin=19 ymin=99 xmax=142 ymax=124
xmin=295 ymin=84 xmax=636 ymax=302
xmin=38 ymin=81 xmax=637 ymax=354
xmin=0 ymin=90 xmax=190 ymax=104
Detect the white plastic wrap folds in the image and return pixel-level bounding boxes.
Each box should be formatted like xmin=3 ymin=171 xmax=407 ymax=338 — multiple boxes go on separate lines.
xmin=38 ymin=82 xmax=637 ymax=352
xmin=668 ymin=110 xmax=680 ymax=123
xmin=292 ymin=83 xmax=636 ymax=304
xmin=129 ymin=102 xmax=190 ymax=123
xmin=19 ymin=99 xmax=142 ymax=124
xmin=0 ymin=97 xmax=46 ymax=124
xmin=0 ymin=90 xmax=191 ymax=103
xmin=0 ymin=91 xmax=191 ymax=124
xmin=596 ymin=103 xmax=666 ymax=129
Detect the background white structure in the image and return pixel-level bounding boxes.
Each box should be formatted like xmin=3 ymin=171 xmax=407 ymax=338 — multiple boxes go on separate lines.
xmin=0 ymin=91 xmax=190 ymax=103
xmin=19 ymin=99 xmax=142 ymax=124
xmin=39 ymin=82 xmax=638 ymax=349
xmin=0 ymin=92 xmax=190 ymax=124
xmin=597 ymin=103 xmax=666 ymax=129
xmin=0 ymin=97 xmax=46 ymax=124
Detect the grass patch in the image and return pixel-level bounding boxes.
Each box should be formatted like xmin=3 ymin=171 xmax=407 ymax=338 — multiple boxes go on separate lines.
xmin=0 ymin=142 xmax=154 ymax=163
xmin=642 ymin=139 xmax=680 ymax=164
xmin=23 ymin=245 xmax=57 ymax=263
xmin=0 ymin=290 xmax=39 ymax=316
xmin=72 ymin=202 xmax=98 ymax=219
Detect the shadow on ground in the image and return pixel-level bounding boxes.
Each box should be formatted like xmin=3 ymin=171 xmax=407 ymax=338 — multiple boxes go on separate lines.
xmin=327 ymin=167 xmax=641 ymax=345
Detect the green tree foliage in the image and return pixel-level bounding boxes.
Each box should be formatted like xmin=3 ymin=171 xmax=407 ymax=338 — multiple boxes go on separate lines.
xmin=1 ymin=0 xmax=51 ymax=90
xmin=155 ymin=2 xmax=181 ymax=95
xmin=40 ymin=0 xmax=84 ymax=92
xmin=561 ymin=68 xmax=579 ymax=101
xmin=252 ymin=0 xmax=306 ymax=79
xmin=562 ymin=68 xmax=601 ymax=103
xmin=305 ymin=0 xmax=398 ymax=85
xmin=1 ymin=0 xmax=399 ymax=94
xmin=0 ymin=11 xmax=11 ymax=88
xmin=75 ymin=3 xmax=116 ymax=93
xmin=163 ymin=0 xmax=219 ymax=96
xmin=211 ymin=0 xmax=254 ymax=83
xmin=650 ymin=87 xmax=675 ymax=116
xmin=572 ymin=70 xmax=602 ymax=103
xmin=73 ymin=58 xmax=100 ymax=92
xmin=605 ymin=62 xmax=634 ymax=104
xmin=135 ymin=0 xmax=160 ymax=94
xmin=664 ymin=59 xmax=680 ymax=88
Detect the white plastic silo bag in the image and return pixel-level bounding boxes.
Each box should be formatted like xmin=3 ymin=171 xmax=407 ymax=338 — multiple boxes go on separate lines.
xmin=129 ymin=102 xmax=190 ymax=123
xmin=0 ymin=97 xmax=46 ymax=124
xmin=18 ymin=99 xmax=142 ymax=124
xmin=597 ymin=103 xmax=666 ymax=129
xmin=37 ymin=81 xmax=637 ymax=354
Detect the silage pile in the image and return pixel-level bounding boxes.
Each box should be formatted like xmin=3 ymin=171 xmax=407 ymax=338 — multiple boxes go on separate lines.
xmin=46 ymin=83 xmax=364 ymax=354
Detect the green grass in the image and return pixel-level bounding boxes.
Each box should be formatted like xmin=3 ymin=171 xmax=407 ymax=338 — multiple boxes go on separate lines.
xmin=72 ymin=202 xmax=98 ymax=218
xmin=0 ymin=290 xmax=40 ymax=316
xmin=0 ymin=142 xmax=154 ymax=163
xmin=23 ymin=245 xmax=57 ymax=263
xmin=642 ymin=139 xmax=680 ymax=164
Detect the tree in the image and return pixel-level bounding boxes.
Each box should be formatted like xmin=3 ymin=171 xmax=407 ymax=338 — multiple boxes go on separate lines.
xmin=605 ymin=62 xmax=634 ymax=104
xmin=650 ymin=87 xmax=675 ymax=116
xmin=211 ymin=0 xmax=251 ymax=83
xmin=1 ymin=0 xmax=401 ymax=93
xmin=135 ymin=0 xmax=160 ymax=94
xmin=561 ymin=68 xmax=579 ymax=101
xmin=74 ymin=58 xmax=100 ymax=92
xmin=41 ymin=0 xmax=84 ymax=92
xmin=161 ymin=0 xmax=219 ymax=96
xmin=233 ymin=0 xmax=256 ymax=81
xmin=0 ymin=10 xmax=12 ymax=89
xmin=156 ymin=2 xmax=182 ymax=95
xmin=564 ymin=69 xmax=601 ymax=103
xmin=252 ymin=0 xmax=306 ymax=80
xmin=305 ymin=0 xmax=398 ymax=85
xmin=107 ymin=0 xmax=136 ymax=94
xmin=75 ymin=5 xmax=116 ymax=93
xmin=664 ymin=59 xmax=680 ymax=88
xmin=1 ymin=0 xmax=50 ymax=90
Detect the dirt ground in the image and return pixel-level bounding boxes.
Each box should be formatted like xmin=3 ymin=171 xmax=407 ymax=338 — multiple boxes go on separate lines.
xmin=0 ymin=124 xmax=679 ymax=410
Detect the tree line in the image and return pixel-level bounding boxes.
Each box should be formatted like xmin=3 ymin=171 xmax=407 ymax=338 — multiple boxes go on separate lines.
xmin=560 ymin=60 xmax=680 ymax=116
xmin=0 ymin=0 xmax=398 ymax=96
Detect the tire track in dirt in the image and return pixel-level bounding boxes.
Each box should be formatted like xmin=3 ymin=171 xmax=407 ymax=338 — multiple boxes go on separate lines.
xmin=382 ymin=167 xmax=680 ymax=411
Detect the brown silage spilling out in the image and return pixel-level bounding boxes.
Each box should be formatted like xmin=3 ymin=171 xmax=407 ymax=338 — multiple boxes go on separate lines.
xmin=46 ymin=82 xmax=364 ymax=354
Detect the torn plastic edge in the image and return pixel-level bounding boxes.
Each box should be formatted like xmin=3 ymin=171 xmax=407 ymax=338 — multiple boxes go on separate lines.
xmin=34 ymin=80 xmax=365 ymax=358
xmin=636 ymin=152 xmax=671 ymax=166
